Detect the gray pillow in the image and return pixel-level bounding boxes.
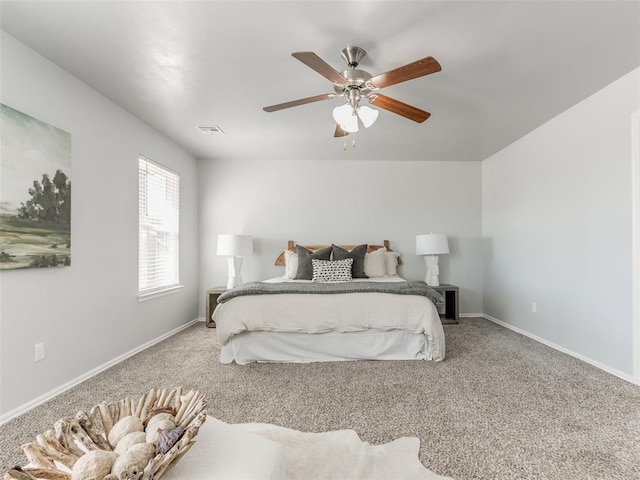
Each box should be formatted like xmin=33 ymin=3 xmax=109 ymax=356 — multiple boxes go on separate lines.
xmin=294 ymin=245 xmax=332 ymax=280
xmin=332 ymin=244 xmax=368 ymax=278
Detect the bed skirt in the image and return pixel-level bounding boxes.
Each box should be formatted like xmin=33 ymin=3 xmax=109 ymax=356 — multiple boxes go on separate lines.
xmin=220 ymin=329 xmax=431 ymax=365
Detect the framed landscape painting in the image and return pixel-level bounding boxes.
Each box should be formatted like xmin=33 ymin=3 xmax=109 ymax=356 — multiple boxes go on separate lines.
xmin=0 ymin=104 xmax=71 ymax=270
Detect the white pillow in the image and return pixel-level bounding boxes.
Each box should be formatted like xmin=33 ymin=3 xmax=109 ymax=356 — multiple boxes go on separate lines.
xmin=312 ymin=258 xmax=353 ymax=282
xmin=283 ymin=250 xmax=298 ymax=279
xmin=385 ymin=251 xmax=400 ymax=276
xmin=364 ymin=248 xmax=387 ymax=278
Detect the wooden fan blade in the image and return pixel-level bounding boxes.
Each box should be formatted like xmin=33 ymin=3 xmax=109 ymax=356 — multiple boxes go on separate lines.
xmin=368 ymin=94 xmax=431 ymax=123
xmin=292 ymin=52 xmax=347 ymax=85
xmin=334 ymin=124 xmax=349 ymax=137
xmin=369 ymin=56 xmax=441 ymax=89
xmin=263 ymin=93 xmax=334 ymax=112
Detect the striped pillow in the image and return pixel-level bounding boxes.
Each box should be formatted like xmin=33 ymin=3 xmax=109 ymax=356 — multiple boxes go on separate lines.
xmin=312 ymin=258 xmax=353 ymax=282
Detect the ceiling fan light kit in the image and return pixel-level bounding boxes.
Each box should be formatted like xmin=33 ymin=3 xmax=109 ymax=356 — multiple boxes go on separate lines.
xmin=357 ymin=105 xmax=379 ymax=128
xmin=332 ymin=103 xmax=358 ymax=132
xmin=263 ymin=46 xmax=441 ymax=147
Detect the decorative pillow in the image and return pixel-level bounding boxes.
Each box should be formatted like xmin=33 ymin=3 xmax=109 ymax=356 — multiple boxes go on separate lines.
xmin=364 ymin=247 xmax=387 ymax=278
xmin=331 ymin=244 xmax=368 ymax=278
xmin=312 ymin=258 xmax=353 ymax=282
xmin=385 ymin=250 xmax=401 ymax=277
xmin=283 ymin=250 xmax=298 ymax=279
xmin=294 ymin=245 xmax=332 ymax=280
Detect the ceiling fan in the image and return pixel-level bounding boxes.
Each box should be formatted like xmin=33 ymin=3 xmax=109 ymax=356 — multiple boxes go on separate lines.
xmin=263 ymin=46 xmax=441 ymax=137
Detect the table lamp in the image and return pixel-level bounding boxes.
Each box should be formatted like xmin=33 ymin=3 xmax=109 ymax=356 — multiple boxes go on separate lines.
xmin=217 ymin=234 xmax=253 ymax=289
xmin=416 ymin=233 xmax=449 ymax=286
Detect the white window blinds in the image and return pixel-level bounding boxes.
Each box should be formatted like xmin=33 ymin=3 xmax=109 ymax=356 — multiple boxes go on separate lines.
xmin=138 ymin=156 xmax=180 ymax=297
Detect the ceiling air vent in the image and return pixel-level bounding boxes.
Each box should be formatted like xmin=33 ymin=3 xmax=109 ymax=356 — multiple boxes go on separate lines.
xmin=196 ymin=126 xmax=225 ymax=134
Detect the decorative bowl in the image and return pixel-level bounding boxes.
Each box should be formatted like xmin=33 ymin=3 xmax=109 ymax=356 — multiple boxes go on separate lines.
xmin=5 ymin=387 xmax=207 ymax=480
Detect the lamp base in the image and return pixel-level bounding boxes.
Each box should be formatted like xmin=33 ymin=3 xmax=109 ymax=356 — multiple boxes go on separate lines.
xmin=424 ymin=255 xmax=440 ymax=287
xmin=226 ymin=256 xmax=244 ymax=289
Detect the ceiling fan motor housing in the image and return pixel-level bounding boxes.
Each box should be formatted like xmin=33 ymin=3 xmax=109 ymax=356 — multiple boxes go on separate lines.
xmin=333 ymin=69 xmax=374 ymax=97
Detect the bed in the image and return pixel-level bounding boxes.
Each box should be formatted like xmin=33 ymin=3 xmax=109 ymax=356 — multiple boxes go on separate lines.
xmin=212 ymin=241 xmax=446 ymax=365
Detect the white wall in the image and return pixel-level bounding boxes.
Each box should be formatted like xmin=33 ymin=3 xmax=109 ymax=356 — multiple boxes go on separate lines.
xmin=0 ymin=32 xmax=200 ymax=417
xmin=199 ymin=159 xmax=483 ymax=315
xmin=482 ymin=67 xmax=640 ymax=377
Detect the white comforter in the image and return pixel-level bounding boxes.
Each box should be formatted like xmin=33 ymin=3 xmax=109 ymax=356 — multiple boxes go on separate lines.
xmin=212 ymin=278 xmax=445 ymax=362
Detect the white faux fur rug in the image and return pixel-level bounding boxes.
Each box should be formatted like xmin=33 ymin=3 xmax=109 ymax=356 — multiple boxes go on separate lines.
xmin=164 ymin=416 xmax=453 ymax=480
xmin=237 ymin=422 xmax=453 ymax=480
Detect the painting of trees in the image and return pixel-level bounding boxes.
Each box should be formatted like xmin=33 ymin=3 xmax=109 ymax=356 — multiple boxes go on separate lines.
xmin=17 ymin=170 xmax=71 ymax=225
xmin=0 ymin=104 xmax=72 ymax=270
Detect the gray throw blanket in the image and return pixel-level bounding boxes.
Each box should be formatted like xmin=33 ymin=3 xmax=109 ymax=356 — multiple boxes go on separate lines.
xmin=218 ymin=280 xmax=444 ymax=306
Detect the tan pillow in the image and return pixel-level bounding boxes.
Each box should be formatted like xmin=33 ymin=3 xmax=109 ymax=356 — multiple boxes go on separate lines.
xmin=364 ymin=247 xmax=387 ymax=278
xmin=283 ymin=250 xmax=298 ymax=279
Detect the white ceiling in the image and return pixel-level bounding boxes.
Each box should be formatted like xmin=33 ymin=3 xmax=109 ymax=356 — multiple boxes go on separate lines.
xmin=1 ymin=1 xmax=639 ymax=162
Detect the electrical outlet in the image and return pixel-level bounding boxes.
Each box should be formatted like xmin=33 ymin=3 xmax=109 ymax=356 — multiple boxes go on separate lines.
xmin=531 ymin=302 xmax=537 ymax=314
xmin=34 ymin=343 xmax=45 ymax=362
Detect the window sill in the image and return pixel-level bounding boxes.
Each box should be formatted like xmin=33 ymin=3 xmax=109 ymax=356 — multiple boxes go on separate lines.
xmin=138 ymin=284 xmax=184 ymax=302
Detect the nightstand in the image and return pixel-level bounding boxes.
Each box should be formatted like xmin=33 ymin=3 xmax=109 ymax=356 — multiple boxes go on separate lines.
xmin=431 ymin=284 xmax=459 ymax=324
xmin=205 ymin=287 xmax=228 ymax=328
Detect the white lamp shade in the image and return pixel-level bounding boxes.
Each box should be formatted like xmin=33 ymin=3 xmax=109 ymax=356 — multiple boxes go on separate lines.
xmin=416 ymin=233 xmax=449 ymax=255
xmin=217 ymin=234 xmax=253 ymax=256
xmin=332 ymin=104 xmax=359 ymax=133
xmin=357 ymin=105 xmax=379 ymax=128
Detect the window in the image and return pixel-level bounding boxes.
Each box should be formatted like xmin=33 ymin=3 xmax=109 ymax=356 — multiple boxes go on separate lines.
xmin=138 ymin=156 xmax=180 ymax=299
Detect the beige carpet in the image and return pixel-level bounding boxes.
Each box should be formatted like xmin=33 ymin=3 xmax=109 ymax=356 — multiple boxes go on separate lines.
xmin=2 ymin=318 xmax=640 ymax=479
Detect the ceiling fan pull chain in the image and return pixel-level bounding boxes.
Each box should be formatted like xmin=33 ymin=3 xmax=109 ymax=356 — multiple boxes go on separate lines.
xmin=352 ymin=132 xmax=356 ymax=149
xmin=343 ymin=131 xmax=347 ymax=151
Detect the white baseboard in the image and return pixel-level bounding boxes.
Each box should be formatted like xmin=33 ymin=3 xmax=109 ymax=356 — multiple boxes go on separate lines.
xmin=482 ymin=314 xmax=635 ymax=384
xmin=0 ymin=319 xmax=199 ymax=426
